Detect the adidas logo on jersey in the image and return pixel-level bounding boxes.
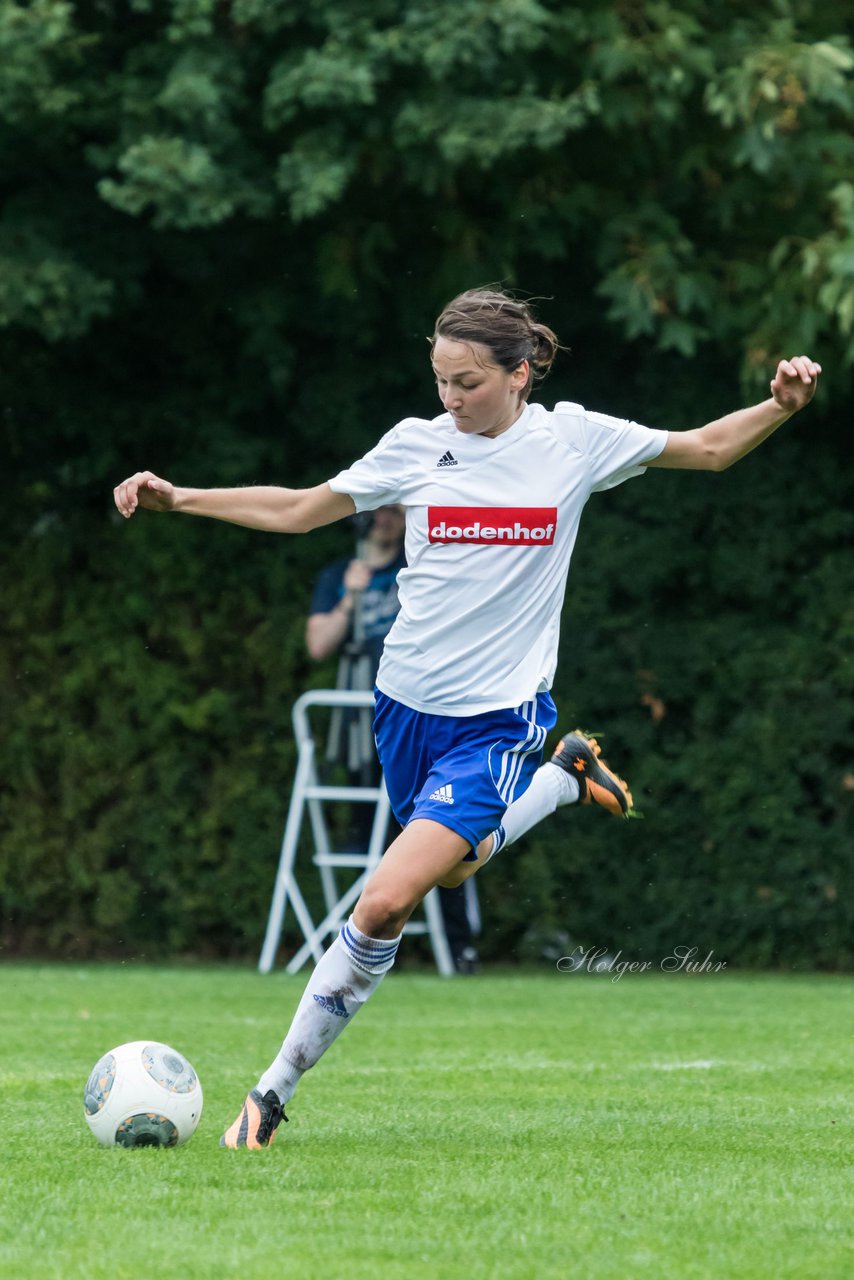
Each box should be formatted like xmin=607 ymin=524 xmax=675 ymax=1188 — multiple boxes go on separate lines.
xmin=428 ymin=783 xmax=454 ymax=804
xmin=436 ymin=451 xmax=458 ymax=468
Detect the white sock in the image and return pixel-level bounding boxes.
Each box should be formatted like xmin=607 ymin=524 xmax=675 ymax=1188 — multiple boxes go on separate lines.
xmin=257 ymin=915 xmax=400 ymax=1105
xmin=487 ymin=763 xmax=579 ymax=859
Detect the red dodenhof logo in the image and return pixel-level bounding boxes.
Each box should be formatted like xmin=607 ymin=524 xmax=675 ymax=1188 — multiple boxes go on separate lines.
xmin=428 ymin=507 xmax=557 ymax=545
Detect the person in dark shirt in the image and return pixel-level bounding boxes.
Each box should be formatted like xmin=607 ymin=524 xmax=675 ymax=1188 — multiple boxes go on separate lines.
xmin=307 ymin=504 xmax=407 ymax=672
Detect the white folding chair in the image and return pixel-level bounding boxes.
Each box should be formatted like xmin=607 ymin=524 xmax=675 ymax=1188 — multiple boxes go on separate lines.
xmin=258 ymin=689 xmax=455 ymax=976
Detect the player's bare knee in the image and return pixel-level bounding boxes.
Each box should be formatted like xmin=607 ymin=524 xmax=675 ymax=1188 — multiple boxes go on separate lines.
xmin=355 ymin=884 xmax=411 ymax=937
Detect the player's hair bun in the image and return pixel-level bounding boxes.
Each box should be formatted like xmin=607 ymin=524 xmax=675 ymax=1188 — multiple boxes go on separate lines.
xmin=529 ymin=322 xmax=559 ymax=375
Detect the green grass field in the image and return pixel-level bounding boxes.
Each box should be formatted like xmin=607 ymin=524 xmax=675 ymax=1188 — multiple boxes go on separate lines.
xmin=1 ymin=964 xmax=851 ymax=1280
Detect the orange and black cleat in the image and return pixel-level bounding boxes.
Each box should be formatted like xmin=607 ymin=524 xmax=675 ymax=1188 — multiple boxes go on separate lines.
xmin=551 ymin=731 xmax=634 ymax=817
xmin=220 ymin=1088 xmax=287 ymax=1149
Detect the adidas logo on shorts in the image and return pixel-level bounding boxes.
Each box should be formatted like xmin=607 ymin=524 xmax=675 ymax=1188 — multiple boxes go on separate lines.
xmin=428 ymin=783 xmax=454 ymax=804
xmin=436 ymin=451 xmax=458 ymax=468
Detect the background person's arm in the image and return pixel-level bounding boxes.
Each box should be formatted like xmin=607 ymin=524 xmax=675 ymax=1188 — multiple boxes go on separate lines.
xmin=306 ymin=559 xmax=373 ymax=661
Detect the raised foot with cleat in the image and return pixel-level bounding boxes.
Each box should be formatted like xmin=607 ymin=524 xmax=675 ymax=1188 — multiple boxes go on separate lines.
xmin=550 ymin=730 xmax=635 ymax=817
xmin=220 ymin=1088 xmax=288 ymax=1149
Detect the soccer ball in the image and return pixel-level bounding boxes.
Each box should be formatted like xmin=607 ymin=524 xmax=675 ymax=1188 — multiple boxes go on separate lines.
xmin=83 ymin=1041 xmax=203 ymax=1148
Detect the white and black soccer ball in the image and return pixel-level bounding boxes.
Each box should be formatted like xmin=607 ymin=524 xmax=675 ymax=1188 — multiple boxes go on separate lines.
xmin=83 ymin=1041 xmax=203 ymax=1148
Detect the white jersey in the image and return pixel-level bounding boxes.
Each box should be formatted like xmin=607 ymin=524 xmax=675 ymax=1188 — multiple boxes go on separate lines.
xmin=329 ymin=401 xmax=667 ymax=715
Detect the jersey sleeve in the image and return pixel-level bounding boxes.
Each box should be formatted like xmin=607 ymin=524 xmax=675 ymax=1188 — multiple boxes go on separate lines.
xmin=328 ymin=422 xmax=413 ymax=512
xmin=554 ymin=401 xmax=668 ymax=492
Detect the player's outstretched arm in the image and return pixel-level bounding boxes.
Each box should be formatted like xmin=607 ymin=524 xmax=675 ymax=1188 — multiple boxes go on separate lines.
xmin=647 ymin=355 xmax=822 ymax=471
xmin=112 ymin=473 xmax=356 ymax=533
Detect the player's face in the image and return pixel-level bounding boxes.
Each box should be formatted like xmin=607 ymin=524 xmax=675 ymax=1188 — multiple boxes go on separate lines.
xmin=431 ymin=337 xmax=529 ymax=439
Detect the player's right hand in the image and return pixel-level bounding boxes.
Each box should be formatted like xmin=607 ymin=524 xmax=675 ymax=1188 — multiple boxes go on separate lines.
xmin=113 ymin=471 xmax=176 ymax=518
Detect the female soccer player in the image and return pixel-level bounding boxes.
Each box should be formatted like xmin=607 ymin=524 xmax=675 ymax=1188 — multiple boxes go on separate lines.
xmin=113 ymin=288 xmax=821 ymax=1148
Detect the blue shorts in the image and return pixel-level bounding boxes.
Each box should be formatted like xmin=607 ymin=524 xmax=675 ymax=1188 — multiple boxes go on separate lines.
xmin=373 ymin=689 xmax=558 ymax=856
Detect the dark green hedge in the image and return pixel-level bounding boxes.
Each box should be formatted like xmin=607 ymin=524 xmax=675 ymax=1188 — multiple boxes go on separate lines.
xmin=2 ymin=404 xmax=851 ymax=968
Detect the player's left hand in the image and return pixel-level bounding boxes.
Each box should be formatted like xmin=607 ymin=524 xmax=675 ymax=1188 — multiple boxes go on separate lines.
xmin=770 ymin=356 xmax=822 ymax=413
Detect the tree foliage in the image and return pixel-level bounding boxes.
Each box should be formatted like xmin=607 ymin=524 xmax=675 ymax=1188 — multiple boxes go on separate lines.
xmin=1 ymin=0 xmax=852 ymax=964
xmin=2 ymin=0 xmax=854 ymax=368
